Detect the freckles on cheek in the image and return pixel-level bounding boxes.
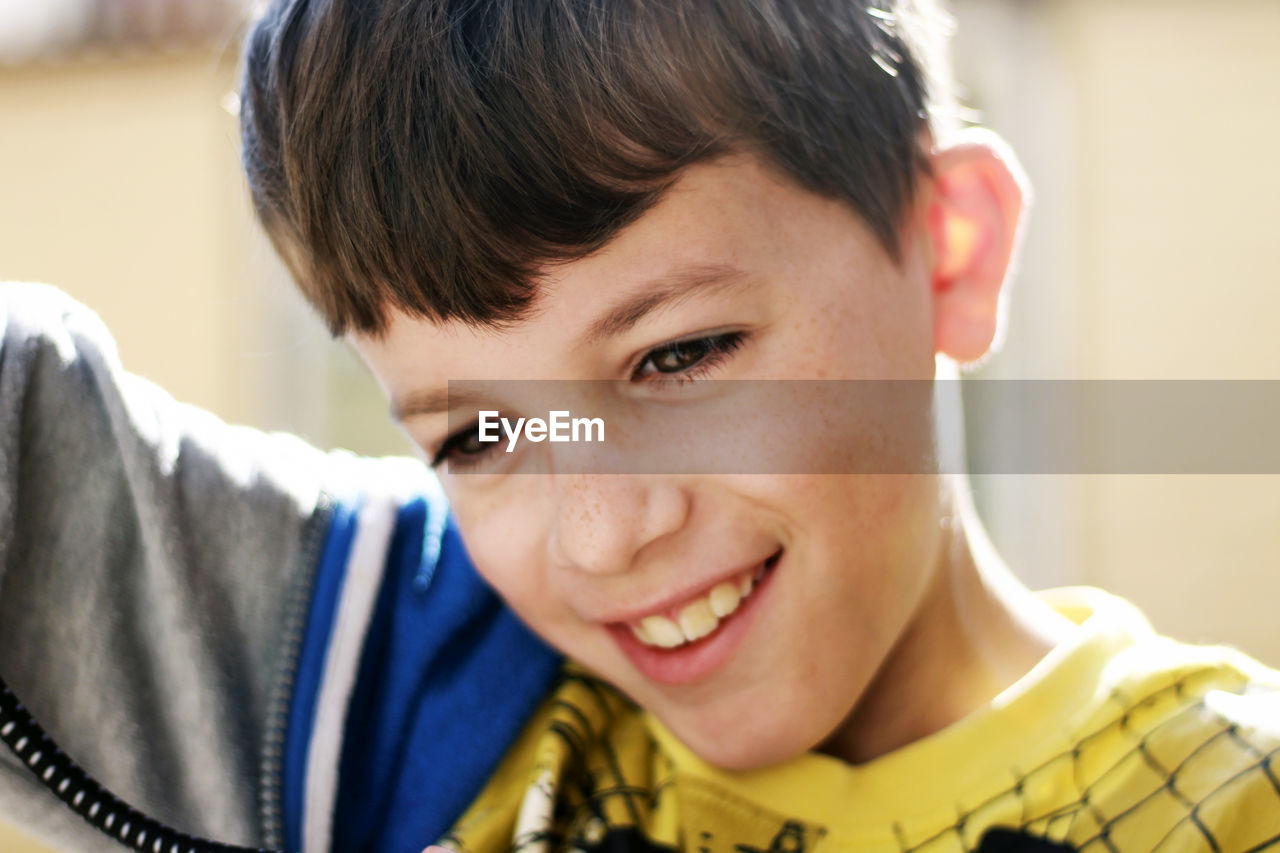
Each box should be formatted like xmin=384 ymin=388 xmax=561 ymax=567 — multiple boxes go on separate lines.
xmin=811 ymin=476 xmax=935 ymax=584
xmin=798 ymin=475 xmax=911 ymax=524
xmin=840 ymin=471 xmax=932 ymax=516
xmin=862 ymin=476 xmax=912 ymax=519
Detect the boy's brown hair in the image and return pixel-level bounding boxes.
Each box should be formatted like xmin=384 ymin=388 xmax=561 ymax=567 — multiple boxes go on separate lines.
xmin=239 ymin=0 xmax=954 ymax=336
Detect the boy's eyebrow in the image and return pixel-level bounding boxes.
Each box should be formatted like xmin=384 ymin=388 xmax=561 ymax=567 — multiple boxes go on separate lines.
xmin=579 ymin=263 xmax=751 ymax=347
xmin=392 ymin=387 xmax=486 ymax=422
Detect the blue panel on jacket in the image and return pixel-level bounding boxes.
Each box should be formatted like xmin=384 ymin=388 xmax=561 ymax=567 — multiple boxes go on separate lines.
xmin=283 ymin=499 xmax=361 ymax=853
xmin=332 ymin=497 xmax=563 ymax=853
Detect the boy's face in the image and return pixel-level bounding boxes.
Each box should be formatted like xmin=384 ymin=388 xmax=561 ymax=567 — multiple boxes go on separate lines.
xmin=353 ymin=153 xmax=997 ymax=769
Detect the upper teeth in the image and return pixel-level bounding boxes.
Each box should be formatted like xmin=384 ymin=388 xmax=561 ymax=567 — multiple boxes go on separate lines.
xmin=628 ymin=571 xmax=758 ymax=649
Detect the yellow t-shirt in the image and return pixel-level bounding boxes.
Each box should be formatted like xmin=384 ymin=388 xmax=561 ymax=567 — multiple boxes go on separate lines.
xmin=441 ymin=588 xmax=1280 ymax=852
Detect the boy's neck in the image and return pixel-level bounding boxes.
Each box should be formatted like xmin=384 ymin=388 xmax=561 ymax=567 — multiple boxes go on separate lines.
xmin=817 ymin=485 xmax=1075 ymax=766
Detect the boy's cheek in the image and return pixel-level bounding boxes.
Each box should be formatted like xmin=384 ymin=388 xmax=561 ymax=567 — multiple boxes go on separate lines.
xmin=458 ymin=531 xmax=569 ymax=650
xmin=779 ymin=474 xmax=944 ymax=629
xmin=449 ymin=487 xmax=595 ymax=649
xmin=449 ymin=488 xmax=550 ymax=599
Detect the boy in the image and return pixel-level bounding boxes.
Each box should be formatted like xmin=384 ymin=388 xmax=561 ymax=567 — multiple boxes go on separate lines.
xmin=0 ymin=2 xmax=1277 ymax=853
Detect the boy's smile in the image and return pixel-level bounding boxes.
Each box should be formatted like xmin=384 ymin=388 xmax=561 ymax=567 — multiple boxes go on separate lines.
xmin=352 ymin=147 xmax=1060 ymax=770
xmin=605 ymin=542 xmax=781 ymax=685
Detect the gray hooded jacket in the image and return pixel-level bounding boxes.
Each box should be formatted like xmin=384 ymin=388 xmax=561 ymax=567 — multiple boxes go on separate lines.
xmin=0 ymin=282 xmax=417 ymax=851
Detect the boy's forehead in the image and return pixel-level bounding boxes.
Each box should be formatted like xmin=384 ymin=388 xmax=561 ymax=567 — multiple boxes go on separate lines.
xmin=530 ymin=155 xmax=800 ymax=293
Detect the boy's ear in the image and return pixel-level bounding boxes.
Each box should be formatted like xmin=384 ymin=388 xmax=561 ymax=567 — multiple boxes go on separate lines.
xmin=926 ymin=130 xmax=1028 ymax=363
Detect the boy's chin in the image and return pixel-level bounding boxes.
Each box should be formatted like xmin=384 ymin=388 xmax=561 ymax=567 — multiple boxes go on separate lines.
xmin=656 ymin=700 xmax=838 ymax=771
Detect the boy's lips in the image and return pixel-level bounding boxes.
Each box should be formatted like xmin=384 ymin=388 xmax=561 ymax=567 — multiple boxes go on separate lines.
xmin=622 ymin=558 xmax=772 ymax=648
xmin=604 ymin=549 xmax=782 ymax=686
xmin=593 ymin=548 xmax=782 ymax=628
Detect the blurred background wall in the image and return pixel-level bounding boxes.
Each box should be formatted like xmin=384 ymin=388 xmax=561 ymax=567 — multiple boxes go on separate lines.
xmin=950 ymin=0 xmax=1280 ymax=667
xmin=0 ymin=0 xmax=1277 ymax=850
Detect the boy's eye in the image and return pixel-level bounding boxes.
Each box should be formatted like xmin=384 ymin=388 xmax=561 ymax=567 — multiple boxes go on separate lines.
xmin=633 ymin=332 xmax=745 ymax=381
xmin=431 ymin=332 xmax=745 ymax=469
xmin=431 ymin=421 xmax=493 ymax=469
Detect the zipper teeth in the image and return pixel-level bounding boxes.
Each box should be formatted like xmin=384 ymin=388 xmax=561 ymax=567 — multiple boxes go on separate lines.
xmin=259 ymin=494 xmax=335 ymax=851
xmin=0 ymin=674 xmax=282 ymax=853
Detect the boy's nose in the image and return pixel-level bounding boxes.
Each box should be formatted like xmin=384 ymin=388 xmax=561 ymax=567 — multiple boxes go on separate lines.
xmin=545 ymin=475 xmax=689 ymax=576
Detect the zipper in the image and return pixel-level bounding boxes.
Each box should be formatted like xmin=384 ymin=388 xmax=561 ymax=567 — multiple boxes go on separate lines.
xmin=0 ymin=496 xmax=336 ymax=853
xmin=258 ymin=493 xmax=335 ymax=851
xmin=0 ymin=673 xmax=285 ymax=853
